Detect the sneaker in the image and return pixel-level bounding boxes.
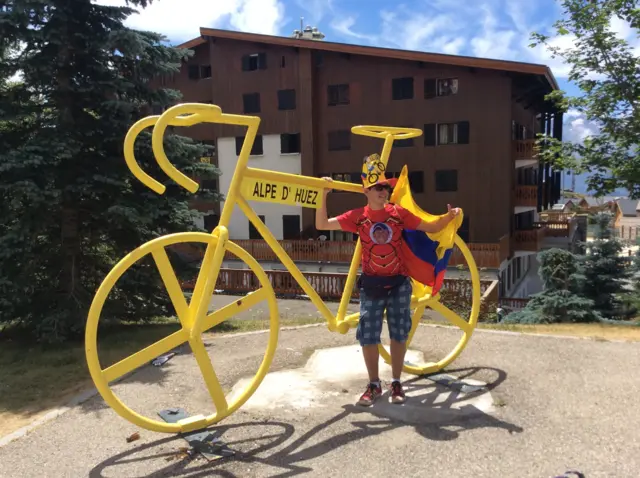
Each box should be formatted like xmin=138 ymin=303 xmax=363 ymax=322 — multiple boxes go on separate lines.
xmin=390 ymin=381 xmax=406 ymax=404
xmin=357 ymin=382 xmax=382 ymax=406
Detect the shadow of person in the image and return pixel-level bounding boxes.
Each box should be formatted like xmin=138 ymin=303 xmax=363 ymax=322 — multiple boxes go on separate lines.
xmin=89 ymin=366 xmax=520 ymax=477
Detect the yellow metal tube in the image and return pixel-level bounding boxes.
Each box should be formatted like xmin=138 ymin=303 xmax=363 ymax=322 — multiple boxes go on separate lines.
xmin=335 ymin=239 xmax=362 ymax=329
xmin=244 ymin=167 xmax=363 ymax=194
xmin=190 ymin=226 xmax=229 ymax=338
xmin=236 ymin=197 xmax=335 ymax=324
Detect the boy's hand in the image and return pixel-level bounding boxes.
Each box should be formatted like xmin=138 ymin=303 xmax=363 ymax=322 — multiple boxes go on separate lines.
xmin=321 ymin=176 xmax=334 ymax=196
xmin=447 ymin=204 xmax=461 ymax=217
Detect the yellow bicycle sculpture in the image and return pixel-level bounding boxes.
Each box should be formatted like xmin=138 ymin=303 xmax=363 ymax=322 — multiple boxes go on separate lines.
xmin=85 ymin=103 xmax=481 ymax=434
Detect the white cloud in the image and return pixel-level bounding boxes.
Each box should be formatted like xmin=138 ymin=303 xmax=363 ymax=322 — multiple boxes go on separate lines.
xmin=228 ymin=0 xmax=286 ymax=35
xmin=562 ymin=110 xmax=600 ymax=144
xmin=330 ymin=5 xmax=470 ymax=54
xmin=470 ymin=5 xmax=517 ymax=60
xmin=93 ymin=0 xmax=285 ymax=41
xmin=293 ymin=0 xmax=334 ymax=25
xmin=331 ymin=16 xmax=376 ymax=42
xmin=328 ymin=0 xmax=639 ymax=82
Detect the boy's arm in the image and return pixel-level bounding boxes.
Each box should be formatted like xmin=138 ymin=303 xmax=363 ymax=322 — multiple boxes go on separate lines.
xmin=415 ymin=204 xmax=461 ymax=233
xmin=315 ymin=178 xmax=343 ymax=231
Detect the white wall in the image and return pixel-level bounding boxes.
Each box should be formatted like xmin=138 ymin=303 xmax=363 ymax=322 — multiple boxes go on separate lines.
xmin=217 ymin=134 xmax=303 ymax=240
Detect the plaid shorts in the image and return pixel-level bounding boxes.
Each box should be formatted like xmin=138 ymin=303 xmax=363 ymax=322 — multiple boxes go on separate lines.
xmin=356 ymin=277 xmax=413 ymax=346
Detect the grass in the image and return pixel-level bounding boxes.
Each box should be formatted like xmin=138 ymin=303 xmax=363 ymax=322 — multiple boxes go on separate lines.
xmin=1 ymin=316 xmax=639 ymax=438
xmin=473 ymin=321 xmax=640 ymax=341
xmin=0 ymin=316 xmax=324 ymax=438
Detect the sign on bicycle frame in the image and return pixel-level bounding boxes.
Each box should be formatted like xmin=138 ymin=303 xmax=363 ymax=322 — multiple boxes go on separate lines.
xmin=241 ymin=177 xmax=324 ymax=209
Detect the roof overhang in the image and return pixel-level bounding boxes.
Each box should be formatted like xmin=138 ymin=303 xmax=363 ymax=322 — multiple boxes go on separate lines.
xmin=176 ymin=28 xmax=559 ymax=91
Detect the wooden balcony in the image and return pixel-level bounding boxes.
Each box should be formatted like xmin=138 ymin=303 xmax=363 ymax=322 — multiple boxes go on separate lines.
xmin=181 ymin=268 xmax=497 ymax=302
xmin=169 ymin=238 xmax=509 ymax=270
xmin=513 ymin=227 xmax=545 ymax=251
xmin=515 ymin=185 xmax=538 ymax=208
xmin=534 ymin=215 xmax=579 ymax=239
xmin=512 ymin=139 xmax=538 ymax=161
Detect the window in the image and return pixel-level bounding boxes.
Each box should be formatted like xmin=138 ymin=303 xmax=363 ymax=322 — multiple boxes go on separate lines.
xmin=458 ymin=216 xmax=470 ymax=242
xmin=200 ymin=178 xmax=218 ymax=190
xmin=201 ymin=65 xmax=212 ymax=79
xmin=392 ymin=77 xmax=414 ymax=100
xmin=515 ymin=210 xmax=535 ymax=230
xmin=278 ymin=89 xmax=296 ymax=110
xmin=282 ymin=215 xmax=301 ymax=239
xmin=243 ymin=93 xmax=260 ymax=114
xmin=408 ymin=171 xmax=424 ymax=193
xmin=235 ymin=135 xmax=263 ymax=156
xmin=329 ymin=172 xmax=355 ymax=181
xmin=204 ymin=214 xmax=219 ymax=231
xmin=395 ymin=126 xmax=414 ymax=147
xmin=425 ymin=78 xmax=458 ymax=98
xmin=280 ymin=133 xmax=300 ymax=154
xmin=199 ymin=140 xmax=216 ymax=163
xmin=423 ymin=121 xmax=470 ymax=145
xmin=435 ymin=170 xmax=458 ymax=192
xmin=328 ymin=130 xmax=351 ymax=151
xmin=328 ymin=84 xmax=350 ymax=106
xmin=241 ymin=53 xmax=267 ymax=71
xmin=188 ymin=65 xmax=200 ymax=80
xmin=249 ymin=215 xmax=265 ymax=239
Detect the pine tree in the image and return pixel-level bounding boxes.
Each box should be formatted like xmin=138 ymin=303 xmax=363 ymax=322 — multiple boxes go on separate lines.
xmin=503 ymin=248 xmax=602 ymax=324
xmin=0 ymin=1 xmax=221 ymax=342
xmin=580 ymin=211 xmax=631 ymax=319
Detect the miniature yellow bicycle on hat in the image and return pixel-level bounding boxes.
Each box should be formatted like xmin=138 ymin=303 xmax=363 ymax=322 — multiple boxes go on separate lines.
xmin=85 ymin=103 xmax=481 ymax=434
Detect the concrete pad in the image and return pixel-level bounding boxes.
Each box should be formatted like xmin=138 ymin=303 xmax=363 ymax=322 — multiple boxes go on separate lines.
xmin=228 ymin=345 xmax=495 ymax=426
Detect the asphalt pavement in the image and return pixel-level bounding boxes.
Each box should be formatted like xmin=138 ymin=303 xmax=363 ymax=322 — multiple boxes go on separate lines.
xmin=1 ymin=318 xmax=639 ymax=477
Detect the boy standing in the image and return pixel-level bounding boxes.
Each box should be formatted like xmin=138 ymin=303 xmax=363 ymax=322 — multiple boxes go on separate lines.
xmin=315 ymin=155 xmax=460 ymax=406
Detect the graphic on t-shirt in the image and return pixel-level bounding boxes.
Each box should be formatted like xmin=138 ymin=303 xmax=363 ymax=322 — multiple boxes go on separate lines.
xmin=370 ymin=222 xmax=392 ymax=245
xmin=336 ymin=204 xmax=422 ymax=277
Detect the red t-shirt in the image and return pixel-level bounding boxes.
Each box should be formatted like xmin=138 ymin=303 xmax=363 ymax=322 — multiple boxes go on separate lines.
xmin=336 ymin=204 xmax=422 ymax=277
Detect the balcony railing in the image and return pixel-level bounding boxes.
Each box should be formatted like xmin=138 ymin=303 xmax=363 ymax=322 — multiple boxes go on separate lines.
xmin=534 ymin=213 xmax=579 ymax=239
xmin=512 ymin=139 xmax=538 ymax=161
xmin=222 ymin=239 xmax=507 ymax=269
xmin=169 ymin=238 xmax=510 ymax=270
xmin=515 ymin=185 xmax=538 ymax=208
xmin=514 ymin=227 xmax=545 ymax=251
xmin=181 ymin=268 xmax=497 ymax=303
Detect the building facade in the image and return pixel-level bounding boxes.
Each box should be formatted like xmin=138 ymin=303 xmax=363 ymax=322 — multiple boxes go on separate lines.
xmin=154 ymin=28 xmax=567 ymax=298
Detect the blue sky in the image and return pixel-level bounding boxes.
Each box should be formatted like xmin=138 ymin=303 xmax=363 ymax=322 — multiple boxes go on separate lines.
xmin=97 ymin=0 xmax=638 ymax=196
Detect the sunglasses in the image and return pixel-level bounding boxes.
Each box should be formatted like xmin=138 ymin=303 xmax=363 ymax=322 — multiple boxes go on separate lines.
xmin=371 ymin=184 xmax=391 ymax=192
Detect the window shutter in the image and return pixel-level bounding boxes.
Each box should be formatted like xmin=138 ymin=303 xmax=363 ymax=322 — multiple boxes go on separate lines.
xmin=458 ymin=121 xmax=470 ymax=144
xmin=258 ymin=53 xmax=267 ymax=69
xmin=241 ymin=55 xmax=250 ymax=71
xmin=424 ymin=124 xmax=436 ymax=146
xmin=424 ymin=79 xmax=437 ymax=99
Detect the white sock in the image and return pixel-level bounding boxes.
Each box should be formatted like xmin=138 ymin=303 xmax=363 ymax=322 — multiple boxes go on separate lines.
xmin=392 ymin=378 xmax=401 ymax=384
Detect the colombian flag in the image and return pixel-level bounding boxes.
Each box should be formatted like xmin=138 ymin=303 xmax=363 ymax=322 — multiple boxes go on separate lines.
xmin=390 ymin=165 xmax=463 ymax=295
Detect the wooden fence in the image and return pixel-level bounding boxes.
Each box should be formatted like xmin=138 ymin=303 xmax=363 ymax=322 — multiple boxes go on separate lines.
xmin=182 ymin=268 xmax=495 ymax=300
xmin=181 ymin=268 xmax=500 ymax=321
xmin=213 ymin=238 xmax=507 ymax=269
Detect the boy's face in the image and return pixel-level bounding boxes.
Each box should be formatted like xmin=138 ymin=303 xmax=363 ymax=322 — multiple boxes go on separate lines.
xmin=364 ymin=183 xmax=391 ymax=205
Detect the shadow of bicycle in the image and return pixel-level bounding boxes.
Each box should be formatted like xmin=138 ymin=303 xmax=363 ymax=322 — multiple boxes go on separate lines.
xmin=89 ymin=365 xmax=521 ymax=477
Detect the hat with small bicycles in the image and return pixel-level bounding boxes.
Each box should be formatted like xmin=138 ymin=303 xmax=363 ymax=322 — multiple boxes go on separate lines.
xmin=360 ymin=153 xmax=397 ymax=189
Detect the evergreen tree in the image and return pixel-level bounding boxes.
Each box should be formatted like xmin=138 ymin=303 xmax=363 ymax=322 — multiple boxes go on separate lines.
xmin=580 ymin=211 xmax=631 ymax=319
xmin=0 ymin=1 xmax=221 ymax=342
xmin=503 ymin=248 xmax=602 ymax=324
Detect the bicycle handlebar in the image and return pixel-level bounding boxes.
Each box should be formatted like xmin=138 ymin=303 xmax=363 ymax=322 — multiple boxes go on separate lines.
xmin=351 ymin=125 xmax=423 ymax=140
xmin=123 ymin=103 xmax=423 ymax=196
